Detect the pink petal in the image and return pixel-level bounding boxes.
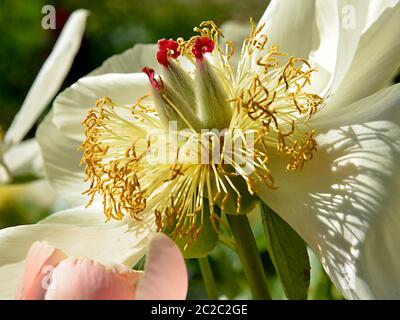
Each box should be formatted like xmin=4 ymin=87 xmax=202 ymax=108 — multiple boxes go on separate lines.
xmin=16 ymin=241 xmax=66 ymax=300
xmin=136 ymin=233 xmax=188 ymax=300
xmin=44 ymin=257 xmax=142 ymax=300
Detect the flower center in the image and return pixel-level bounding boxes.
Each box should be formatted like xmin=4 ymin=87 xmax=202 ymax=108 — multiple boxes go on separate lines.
xmin=80 ymin=20 xmax=323 ymax=241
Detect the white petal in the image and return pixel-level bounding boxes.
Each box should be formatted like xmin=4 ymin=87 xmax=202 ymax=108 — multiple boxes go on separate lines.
xmin=36 ymin=73 xmax=149 ymax=203
xmin=37 ymin=112 xmax=88 ymax=206
xmin=309 ymin=0 xmax=369 ymax=97
xmin=4 ymin=10 xmax=88 ymax=147
xmin=51 ymin=73 xmax=148 ymax=140
xmin=23 ymin=180 xmax=59 ymax=211
xmin=363 ymin=0 xmax=399 ymax=33
xmin=3 ymin=139 xmax=43 ymax=180
xmin=310 ymin=1 xmax=399 ymax=99
xmin=327 ymin=2 xmax=400 ymax=108
xmin=0 ymin=263 xmax=24 ymax=300
xmin=256 ymin=0 xmax=316 ymax=59
xmin=311 ymin=84 xmax=400 ymax=130
xmin=0 ymin=203 xmax=154 ymax=299
xmin=89 ymin=44 xmax=158 ymax=76
xmin=256 ymin=84 xmax=400 ymax=299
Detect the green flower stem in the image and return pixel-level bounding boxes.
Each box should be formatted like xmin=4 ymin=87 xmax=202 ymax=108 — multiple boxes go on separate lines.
xmin=227 ymin=214 xmax=271 ymax=300
xmin=198 ymin=256 xmax=219 ymax=300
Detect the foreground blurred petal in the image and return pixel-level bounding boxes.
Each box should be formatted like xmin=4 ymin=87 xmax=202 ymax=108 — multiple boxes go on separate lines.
xmin=256 ymin=85 xmax=400 ymax=299
xmin=4 ymin=9 xmax=88 ymax=147
xmin=0 ymin=204 xmax=153 ymax=299
xmin=136 ymin=233 xmax=188 ymax=300
xmin=17 ymin=242 xmax=66 ymax=300
xmin=0 ymin=165 xmax=10 ymax=184
xmin=44 ymin=258 xmax=141 ymax=300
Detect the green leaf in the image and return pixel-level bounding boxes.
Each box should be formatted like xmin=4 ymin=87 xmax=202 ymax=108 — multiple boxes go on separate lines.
xmin=261 ymin=203 xmax=310 ymax=300
xmin=173 ymin=199 xmax=220 ymax=258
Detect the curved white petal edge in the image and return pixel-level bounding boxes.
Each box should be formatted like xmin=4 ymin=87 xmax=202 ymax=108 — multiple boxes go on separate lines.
xmin=4 ymin=9 xmax=89 ymax=148
xmin=36 ymin=73 xmax=149 ymax=205
xmin=256 ymin=84 xmax=400 ymax=299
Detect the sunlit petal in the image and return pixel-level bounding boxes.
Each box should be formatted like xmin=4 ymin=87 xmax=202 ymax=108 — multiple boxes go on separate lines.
xmin=256 ymin=85 xmax=400 ymax=298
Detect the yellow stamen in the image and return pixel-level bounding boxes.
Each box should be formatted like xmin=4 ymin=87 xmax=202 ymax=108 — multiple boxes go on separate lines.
xmin=80 ymin=20 xmax=323 ymax=242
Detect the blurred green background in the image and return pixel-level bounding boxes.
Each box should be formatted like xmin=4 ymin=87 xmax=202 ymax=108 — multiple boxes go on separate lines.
xmin=0 ymin=0 xmax=345 ymax=300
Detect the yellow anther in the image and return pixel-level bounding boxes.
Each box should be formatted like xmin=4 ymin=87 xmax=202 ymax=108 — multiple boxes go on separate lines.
xmin=80 ymin=20 xmax=323 ymax=243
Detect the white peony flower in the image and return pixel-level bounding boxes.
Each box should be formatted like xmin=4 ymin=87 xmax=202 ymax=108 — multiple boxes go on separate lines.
xmin=0 ymin=0 xmax=399 ymax=300
xmin=0 ymin=9 xmax=88 ymax=184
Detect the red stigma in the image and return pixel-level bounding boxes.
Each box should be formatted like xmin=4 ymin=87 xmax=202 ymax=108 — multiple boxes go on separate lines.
xmin=192 ymin=37 xmax=214 ymax=61
xmin=142 ymin=67 xmax=162 ymax=90
xmin=157 ymin=38 xmax=180 ymax=67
